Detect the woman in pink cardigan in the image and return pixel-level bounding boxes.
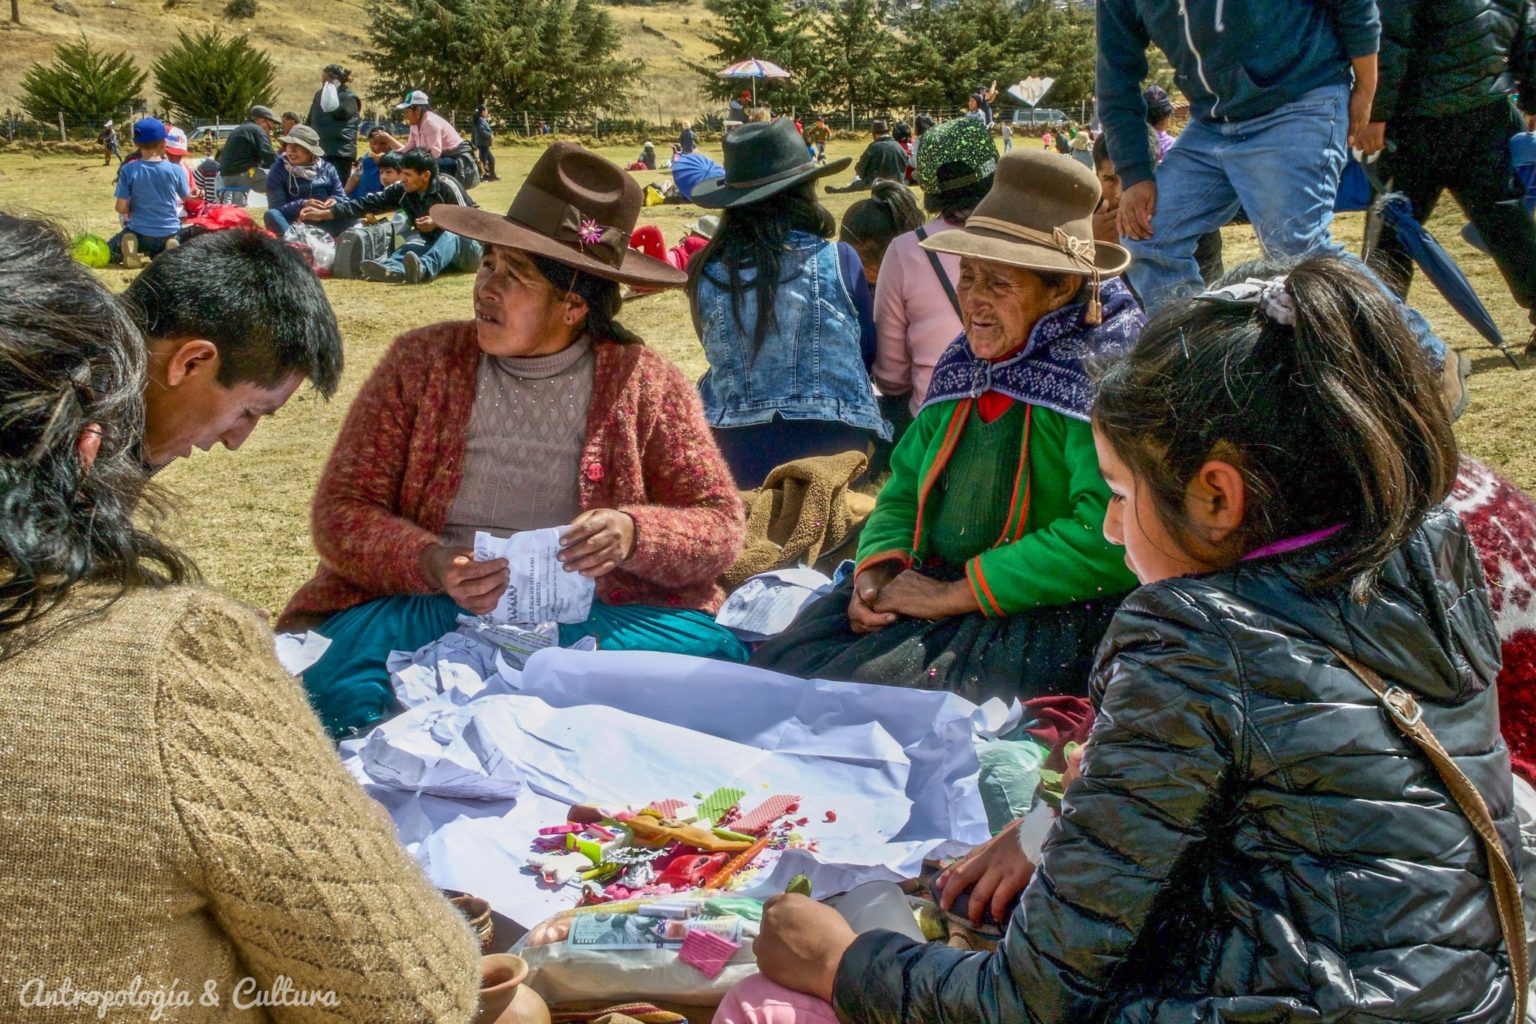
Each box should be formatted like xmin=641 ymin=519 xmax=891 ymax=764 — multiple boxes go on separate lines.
xmin=281 ymin=142 xmax=747 ymax=738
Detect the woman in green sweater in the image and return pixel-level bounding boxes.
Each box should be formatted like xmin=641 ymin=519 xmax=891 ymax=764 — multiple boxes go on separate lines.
xmin=753 ymin=150 xmax=1142 ymax=700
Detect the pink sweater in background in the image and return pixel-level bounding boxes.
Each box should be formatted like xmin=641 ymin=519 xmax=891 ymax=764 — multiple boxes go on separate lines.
xmin=408 ymin=110 xmax=464 ymax=157
xmin=872 ymin=217 xmax=965 ymax=416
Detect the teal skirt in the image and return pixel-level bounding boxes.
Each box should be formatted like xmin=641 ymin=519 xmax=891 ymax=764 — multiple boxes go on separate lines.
xmin=302 ymin=594 xmax=749 ymax=739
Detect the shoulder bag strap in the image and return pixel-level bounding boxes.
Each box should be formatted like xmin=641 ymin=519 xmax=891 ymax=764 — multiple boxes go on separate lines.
xmin=915 ymin=226 xmax=964 ymax=322
xmin=1330 ymin=645 xmax=1527 ymax=1021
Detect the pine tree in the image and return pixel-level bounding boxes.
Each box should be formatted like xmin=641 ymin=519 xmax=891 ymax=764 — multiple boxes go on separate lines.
xmin=694 ymin=0 xmax=817 ymax=110
xmin=360 ymin=0 xmax=634 ymax=114
xmin=809 ymin=0 xmax=902 ymax=115
xmin=892 ymin=0 xmax=1103 ymax=115
xmin=152 ymin=30 xmax=277 ymax=123
xmin=20 ymin=38 xmax=148 ymax=124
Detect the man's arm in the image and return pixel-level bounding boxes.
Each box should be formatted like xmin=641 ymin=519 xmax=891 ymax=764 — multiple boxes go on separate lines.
xmin=1094 ymin=0 xmax=1154 ymax=188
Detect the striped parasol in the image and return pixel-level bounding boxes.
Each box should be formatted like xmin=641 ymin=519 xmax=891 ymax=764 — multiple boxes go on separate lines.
xmin=717 ymin=58 xmax=792 ymax=107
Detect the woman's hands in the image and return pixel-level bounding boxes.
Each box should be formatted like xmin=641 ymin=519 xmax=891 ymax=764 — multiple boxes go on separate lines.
xmin=935 ymin=817 xmax=1036 ymax=928
xmin=849 ymin=564 xmax=899 ymax=634
xmin=419 ymin=544 xmax=508 ymax=615
xmin=558 ymin=508 xmax=635 ymax=577
xmin=754 ymin=894 xmax=858 ymax=1003
xmin=850 ymin=566 xmax=980 ymax=633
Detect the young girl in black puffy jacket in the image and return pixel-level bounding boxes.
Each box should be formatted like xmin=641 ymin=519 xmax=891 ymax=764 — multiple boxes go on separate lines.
xmin=732 ymin=255 xmax=1522 ymax=1024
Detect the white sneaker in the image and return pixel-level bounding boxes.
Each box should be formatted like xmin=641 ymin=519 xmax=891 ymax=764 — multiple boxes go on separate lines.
xmin=122 ymin=234 xmax=143 ymax=269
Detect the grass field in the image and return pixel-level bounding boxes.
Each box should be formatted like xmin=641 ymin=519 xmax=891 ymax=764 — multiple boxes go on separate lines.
xmin=0 ymin=0 xmax=716 ymax=124
xmin=1 ymin=144 xmax=1533 ymax=616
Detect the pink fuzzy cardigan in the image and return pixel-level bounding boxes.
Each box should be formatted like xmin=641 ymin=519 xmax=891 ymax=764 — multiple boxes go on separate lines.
xmin=279 ymin=321 xmax=744 ymax=629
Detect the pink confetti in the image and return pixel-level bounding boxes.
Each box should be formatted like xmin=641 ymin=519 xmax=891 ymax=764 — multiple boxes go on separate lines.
xmin=679 ymin=928 xmax=740 ymax=978
xmin=732 ymin=794 xmax=801 ymax=834
xmin=647 ymin=799 xmax=687 ymax=818
xmin=823 ymin=810 xmax=837 ymax=823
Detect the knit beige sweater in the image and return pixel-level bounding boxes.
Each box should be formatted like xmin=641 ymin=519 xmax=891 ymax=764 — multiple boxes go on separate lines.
xmin=0 ymin=584 xmax=481 ymax=1022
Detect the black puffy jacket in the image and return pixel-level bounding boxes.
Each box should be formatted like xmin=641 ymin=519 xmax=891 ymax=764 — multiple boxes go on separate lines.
xmin=835 ymin=507 xmax=1519 ymax=1023
xmin=1374 ymin=0 xmax=1536 ymax=120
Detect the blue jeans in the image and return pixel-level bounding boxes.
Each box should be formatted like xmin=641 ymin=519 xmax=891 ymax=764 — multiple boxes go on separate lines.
xmin=1125 ymin=83 xmax=1445 ymax=366
xmin=1126 ymin=84 xmax=1351 ymax=311
xmin=380 ymin=231 xmax=480 ymax=281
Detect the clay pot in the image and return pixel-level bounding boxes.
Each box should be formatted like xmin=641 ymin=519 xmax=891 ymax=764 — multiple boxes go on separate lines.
xmin=475 ymin=954 xmax=551 ymax=1024
xmin=443 ymin=889 xmax=495 ymax=953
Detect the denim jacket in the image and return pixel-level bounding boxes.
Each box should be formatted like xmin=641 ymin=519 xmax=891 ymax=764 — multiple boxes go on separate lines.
xmin=696 ymin=231 xmax=890 ymax=437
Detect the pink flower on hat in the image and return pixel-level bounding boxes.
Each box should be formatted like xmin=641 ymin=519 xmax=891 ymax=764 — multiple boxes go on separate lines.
xmin=579 ymin=218 xmax=605 ymax=247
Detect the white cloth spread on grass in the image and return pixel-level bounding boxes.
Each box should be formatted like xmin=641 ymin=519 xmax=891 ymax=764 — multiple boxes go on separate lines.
xmin=341 ymin=648 xmax=991 ymax=926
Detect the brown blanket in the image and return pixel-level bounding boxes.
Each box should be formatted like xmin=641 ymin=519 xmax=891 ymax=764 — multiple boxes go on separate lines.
xmin=721 ymin=451 xmax=876 ymax=591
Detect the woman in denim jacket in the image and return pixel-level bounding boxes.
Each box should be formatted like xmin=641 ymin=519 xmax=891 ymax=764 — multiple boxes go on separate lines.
xmin=689 ymin=120 xmax=890 ymax=487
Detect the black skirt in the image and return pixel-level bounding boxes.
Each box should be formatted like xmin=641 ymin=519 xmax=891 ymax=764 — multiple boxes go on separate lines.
xmin=750 ymin=576 xmax=1123 ymax=702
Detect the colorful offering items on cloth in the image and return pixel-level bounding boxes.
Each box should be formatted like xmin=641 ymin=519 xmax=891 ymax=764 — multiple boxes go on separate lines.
xmin=534 ymin=793 xmax=817 ymax=904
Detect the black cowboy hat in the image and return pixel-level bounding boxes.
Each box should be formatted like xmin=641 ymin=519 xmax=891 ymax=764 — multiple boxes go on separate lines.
xmin=690 ymin=119 xmax=850 ymax=209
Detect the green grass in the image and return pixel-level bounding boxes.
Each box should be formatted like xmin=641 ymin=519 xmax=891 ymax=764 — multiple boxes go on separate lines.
xmin=1 ymin=145 xmax=1533 ymax=615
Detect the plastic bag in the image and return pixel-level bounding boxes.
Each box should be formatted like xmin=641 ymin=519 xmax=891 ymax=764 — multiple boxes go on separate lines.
xmin=283 ymin=222 xmax=337 ymax=271
xmin=517 ymin=890 xmax=761 ymax=1006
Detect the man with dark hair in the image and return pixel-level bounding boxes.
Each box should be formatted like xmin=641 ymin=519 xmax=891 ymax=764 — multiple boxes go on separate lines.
xmin=120 ymin=229 xmax=344 ymax=467
xmin=300 ymin=146 xmax=479 ymax=284
xmin=827 ymin=120 xmax=908 ymax=194
xmin=1364 ymin=0 xmax=1536 ymax=354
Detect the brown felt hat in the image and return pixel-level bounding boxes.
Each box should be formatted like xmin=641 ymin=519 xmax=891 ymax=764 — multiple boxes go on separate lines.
xmin=430 ymin=142 xmax=687 ymax=288
xmin=919 ymin=148 xmax=1130 ymax=278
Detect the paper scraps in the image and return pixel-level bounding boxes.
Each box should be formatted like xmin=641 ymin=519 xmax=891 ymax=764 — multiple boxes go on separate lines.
xmin=475 ymin=527 xmax=595 ymax=625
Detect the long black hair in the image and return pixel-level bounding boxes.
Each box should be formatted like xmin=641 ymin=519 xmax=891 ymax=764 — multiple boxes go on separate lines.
xmin=1093 ymin=255 xmax=1457 ymax=598
xmin=0 ymin=214 xmax=193 ymax=649
xmin=529 ymin=253 xmax=643 ymax=344
xmin=685 ymin=181 xmax=837 ymax=352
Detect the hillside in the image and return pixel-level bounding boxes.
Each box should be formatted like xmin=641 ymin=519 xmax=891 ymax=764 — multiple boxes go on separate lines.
xmin=0 ymin=0 xmax=716 ymax=124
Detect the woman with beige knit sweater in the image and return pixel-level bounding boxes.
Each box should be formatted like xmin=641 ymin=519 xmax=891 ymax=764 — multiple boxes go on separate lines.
xmin=0 ymin=212 xmax=481 ymax=1022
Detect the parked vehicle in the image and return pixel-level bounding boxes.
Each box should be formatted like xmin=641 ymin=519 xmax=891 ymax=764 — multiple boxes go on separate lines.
xmin=186 ymin=124 xmax=241 ymax=150
xmin=1011 ymin=107 xmax=1070 ymax=127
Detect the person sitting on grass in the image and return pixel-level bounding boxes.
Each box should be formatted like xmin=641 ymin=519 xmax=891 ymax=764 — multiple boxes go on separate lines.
xmin=377 ymin=90 xmax=470 ymax=180
xmin=827 ymin=120 xmax=908 ymax=194
xmin=264 ymin=124 xmax=349 ymax=238
xmin=344 ymin=128 xmax=393 ymax=198
xmin=119 ymin=228 xmax=343 ymax=468
xmin=110 ymin=118 xmax=189 ymax=269
xmin=278 ymin=143 xmax=747 ymax=739
xmin=0 ymin=212 xmax=481 ymax=1021
xmin=738 ymin=253 xmax=1519 ymax=1024
xmin=300 ymin=146 xmax=478 ymax=285
xmin=752 ymin=150 xmax=1141 ymax=701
